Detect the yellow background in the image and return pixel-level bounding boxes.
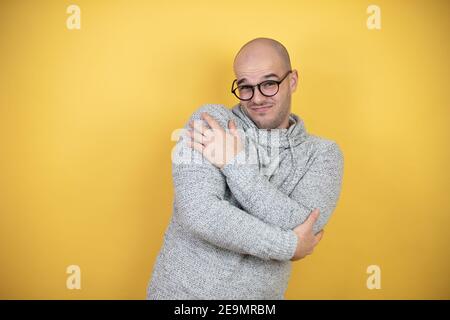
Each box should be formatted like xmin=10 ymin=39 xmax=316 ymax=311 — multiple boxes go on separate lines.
xmin=0 ymin=0 xmax=449 ymax=299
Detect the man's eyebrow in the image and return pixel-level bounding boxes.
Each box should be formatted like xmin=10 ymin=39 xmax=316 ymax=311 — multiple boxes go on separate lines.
xmin=262 ymin=73 xmax=280 ymax=79
xmin=236 ymin=73 xmax=280 ymax=86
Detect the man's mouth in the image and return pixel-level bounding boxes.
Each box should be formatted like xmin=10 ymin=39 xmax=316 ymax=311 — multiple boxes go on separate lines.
xmin=249 ymin=105 xmax=272 ymax=113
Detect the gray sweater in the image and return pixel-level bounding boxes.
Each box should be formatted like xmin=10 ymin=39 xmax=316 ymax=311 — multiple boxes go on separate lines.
xmin=146 ymin=104 xmax=344 ymax=299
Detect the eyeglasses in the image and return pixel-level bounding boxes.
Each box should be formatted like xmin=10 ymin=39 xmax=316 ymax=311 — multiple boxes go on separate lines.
xmin=231 ymin=70 xmax=292 ymax=101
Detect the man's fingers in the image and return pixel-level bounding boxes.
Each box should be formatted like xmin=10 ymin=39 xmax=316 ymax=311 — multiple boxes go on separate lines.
xmin=202 ymin=112 xmax=222 ymax=130
xmin=228 ymin=120 xmax=238 ymax=135
xmin=190 ymin=120 xmax=214 ymax=140
xmin=314 ymin=230 xmax=324 ymax=246
xmin=306 ymin=208 xmax=320 ymax=227
xmin=190 ymin=120 xmax=206 ymax=134
xmin=187 ymin=140 xmax=204 ymax=154
xmin=187 ymin=129 xmax=210 ymax=145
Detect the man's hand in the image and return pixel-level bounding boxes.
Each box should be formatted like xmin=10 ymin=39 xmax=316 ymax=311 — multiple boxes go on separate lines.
xmin=186 ymin=112 xmax=243 ymax=169
xmin=291 ymin=209 xmax=324 ymax=261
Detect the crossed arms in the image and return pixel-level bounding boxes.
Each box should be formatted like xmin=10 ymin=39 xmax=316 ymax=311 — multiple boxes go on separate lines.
xmin=172 ymin=105 xmax=344 ymax=262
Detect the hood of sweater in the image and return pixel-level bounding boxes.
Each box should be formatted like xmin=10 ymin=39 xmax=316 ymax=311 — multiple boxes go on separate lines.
xmin=231 ymin=103 xmax=309 ymax=179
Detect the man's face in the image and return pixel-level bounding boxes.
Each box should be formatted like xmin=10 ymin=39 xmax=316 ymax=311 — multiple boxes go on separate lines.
xmin=233 ymin=52 xmax=298 ymax=129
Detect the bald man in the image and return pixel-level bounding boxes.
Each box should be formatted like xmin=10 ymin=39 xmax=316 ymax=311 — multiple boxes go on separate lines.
xmin=146 ymin=38 xmax=344 ymax=300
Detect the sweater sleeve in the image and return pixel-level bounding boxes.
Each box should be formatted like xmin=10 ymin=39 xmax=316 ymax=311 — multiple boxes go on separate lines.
xmin=172 ymin=105 xmax=298 ymax=261
xmin=221 ymin=141 xmax=344 ymax=234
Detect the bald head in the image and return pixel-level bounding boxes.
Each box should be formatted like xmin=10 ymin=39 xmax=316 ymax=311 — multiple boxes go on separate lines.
xmin=233 ymin=38 xmax=291 ymax=73
xmin=231 ymin=38 xmax=298 ymax=130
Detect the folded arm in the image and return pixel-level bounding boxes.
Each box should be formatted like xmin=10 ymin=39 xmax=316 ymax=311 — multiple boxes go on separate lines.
xmin=221 ymin=141 xmax=344 ymax=234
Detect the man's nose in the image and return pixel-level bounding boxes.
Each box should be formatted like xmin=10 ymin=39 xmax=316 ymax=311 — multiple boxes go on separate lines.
xmin=251 ymin=87 xmax=265 ymax=104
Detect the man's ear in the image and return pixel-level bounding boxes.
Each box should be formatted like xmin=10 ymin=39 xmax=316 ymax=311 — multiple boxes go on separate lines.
xmin=290 ymin=69 xmax=299 ymax=93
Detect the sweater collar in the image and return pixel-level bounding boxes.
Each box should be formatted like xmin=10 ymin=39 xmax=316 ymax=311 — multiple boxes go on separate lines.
xmin=231 ymin=103 xmax=308 ymax=149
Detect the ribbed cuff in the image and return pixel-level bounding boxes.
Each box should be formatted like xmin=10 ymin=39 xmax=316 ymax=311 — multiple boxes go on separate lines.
xmin=266 ymin=229 xmax=298 ymax=261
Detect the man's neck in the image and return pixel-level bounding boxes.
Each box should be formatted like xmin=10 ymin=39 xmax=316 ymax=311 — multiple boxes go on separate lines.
xmin=276 ymin=117 xmax=293 ymax=129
